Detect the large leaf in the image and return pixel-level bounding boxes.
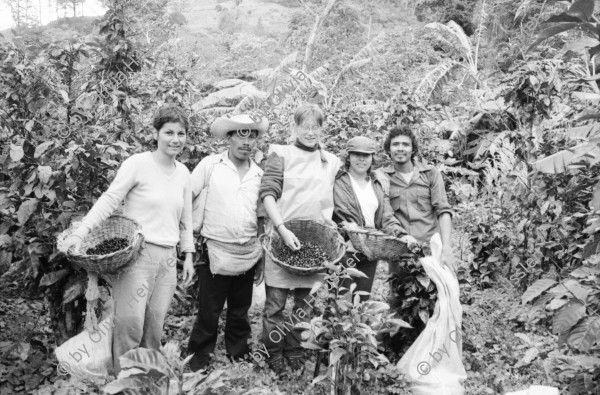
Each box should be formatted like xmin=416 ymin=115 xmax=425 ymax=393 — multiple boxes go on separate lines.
xmin=34 ymin=141 xmax=54 ymax=158
xmin=9 ymin=144 xmax=24 ymax=162
xmin=528 ymin=23 xmax=596 ymax=52
xmin=563 ymin=37 xmax=600 ymax=54
xmin=425 ymin=21 xmax=473 ymax=60
xmin=567 ymin=0 xmax=595 ymax=21
xmin=103 ymin=374 xmax=166 ymax=395
xmin=119 ymin=348 xmax=170 ymax=374
xmin=346 ymin=267 xmax=368 ymax=278
xmin=546 ymin=12 xmax=587 ymax=23
xmin=413 ymin=61 xmax=462 ymax=104
xmin=329 ymin=348 xmax=346 ymax=366
xmin=521 ymin=278 xmax=556 ymax=304
xmin=17 ymin=199 xmax=39 ymax=226
xmin=553 ymin=300 xmax=586 ymax=335
xmin=39 ymin=269 xmax=70 ymax=287
xmin=567 ymin=317 xmax=600 ymax=351
xmin=62 ymin=277 xmax=86 ymax=304
xmin=37 ymin=165 xmax=52 ymax=184
xmin=532 ymin=141 xmax=600 ymax=173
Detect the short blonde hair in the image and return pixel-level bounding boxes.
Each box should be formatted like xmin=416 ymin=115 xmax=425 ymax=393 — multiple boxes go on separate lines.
xmin=293 ymin=103 xmax=324 ymax=127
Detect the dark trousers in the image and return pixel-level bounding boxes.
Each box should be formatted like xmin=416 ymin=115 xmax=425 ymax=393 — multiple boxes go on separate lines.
xmin=262 ymin=286 xmax=312 ymax=362
xmin=340 ymin=251 xmax=378 ymax=302
xmin=187 ymin=263 xmax=255 ymax=370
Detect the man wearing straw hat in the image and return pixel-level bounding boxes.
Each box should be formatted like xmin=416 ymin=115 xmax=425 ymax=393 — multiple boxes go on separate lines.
xmin=186 ymin=113 xmax=268 ymax=372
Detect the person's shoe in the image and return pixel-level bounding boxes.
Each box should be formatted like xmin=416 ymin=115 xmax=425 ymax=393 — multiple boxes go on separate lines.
xmin=267 ymin=358 xmax=287 ymax=378
xmin=187 ymin=354 xmax=210 ymax=372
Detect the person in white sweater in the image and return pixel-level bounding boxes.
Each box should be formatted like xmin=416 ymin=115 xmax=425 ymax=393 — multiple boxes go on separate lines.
xmin=60 ymin=104 xmax=195 ymax=373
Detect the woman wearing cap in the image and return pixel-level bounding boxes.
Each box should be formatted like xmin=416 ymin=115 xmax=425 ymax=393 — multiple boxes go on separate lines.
xmin=59 ymin=104 xmax=195 ymax=373
xmin=333 ymin=136 xmax=408 ymax=301
xmin=186 ymin=113 xmax=268 ymax=371
xmin=259 ymin=103 xmax=342 ymax=375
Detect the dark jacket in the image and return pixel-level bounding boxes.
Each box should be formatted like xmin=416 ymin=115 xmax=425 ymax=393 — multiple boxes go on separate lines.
xmin=333 ymin=168 xmax=407 ymax=236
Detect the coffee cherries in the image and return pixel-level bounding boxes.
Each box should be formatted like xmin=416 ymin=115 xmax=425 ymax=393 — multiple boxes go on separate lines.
xmin=86 ymin=237 xmax=129 ymax=255
xmin=279 ymin=241 xmax=329 ymax=268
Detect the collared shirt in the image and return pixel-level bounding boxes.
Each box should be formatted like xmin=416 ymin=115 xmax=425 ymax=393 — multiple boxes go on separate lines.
xmin=379 ymin=162 xmax=452 ymax=244
xmin=191 ymin=151 xmax=263 ymax=244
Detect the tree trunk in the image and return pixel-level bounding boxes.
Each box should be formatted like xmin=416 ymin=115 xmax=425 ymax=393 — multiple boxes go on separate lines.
xmin=301 ymin=0 xmax=337 ymax=73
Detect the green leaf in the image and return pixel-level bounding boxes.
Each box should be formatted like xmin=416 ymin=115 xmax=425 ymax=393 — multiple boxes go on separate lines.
xmin=567 ymin=317 xmax=600 ymax=351
xmin=39 ymin=269 xmax=70 ymax=287
xmin=416 ymin=275 xmax=431 ymax=288
xmin=521 ymin=278 xmax=556 ymax=304
xmin=567 ymin=0 xmax=595 ymax=21
xmin=546 ymin=298 xmax=568 ymax=311
xmin=34 ymin=141 xmax=54 ymax=158
xmin=553 ymin=300 xmax=586 ymax=335
xmin=17 ymin=199 xmax=39 ymax=226
xmin=346 ymin=267 xmax=368 ymax=278
xmin=103 ymin=374 xmax=165 ymax=395
xmin=300 ymin=342 xmax=323 ymax=350
xmin=311 ymin=374 xmax=329 ymax=385
xmin=527 ymin=23 xmax=594 ymax=53
xmin=119 ymin=348 xmax=170 ymax=374
xmin=37 ymin=166 xmax=52 ymax=184
xmin=59 ymin=89 xmax=70 ymax=104
xmin=532 ymin=142 xmax=600 ymax=174
xmin=563 ymin=37 xmax=600 ymax=54
xmin=62 ymin=278 xmax=85 ymax=304
xmin=329 ymin=348 xmax=346 ymax=365
xmin=546 ymin=12 xmax=586 ymax=23
xmin=9 ymin=144 xmax=24 ymax=162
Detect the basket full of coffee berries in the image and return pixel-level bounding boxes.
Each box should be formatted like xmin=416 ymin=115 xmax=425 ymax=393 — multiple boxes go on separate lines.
xmin=260 ymin=219 xmax=346 ymax=276
xmin=57 ymin=215 xmax=144 ymax=274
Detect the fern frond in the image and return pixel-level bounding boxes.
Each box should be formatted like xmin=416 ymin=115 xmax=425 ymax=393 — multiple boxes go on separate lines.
xmin=426 ymin=21 xmax=473 ymax=63
xmin=197 ymin=106 xmax=235 ymax=118
xmin=267 ymin=51 xmax=301 ymax=89
xmin=309 ymin=64 xmax=331 ymax=82
xmin=413 ymin=61 xmax=462 ymax=104
xmin=352 ymin=32 xmax=386 ymax=62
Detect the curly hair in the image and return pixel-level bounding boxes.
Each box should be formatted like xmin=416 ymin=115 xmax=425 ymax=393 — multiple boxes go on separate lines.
xmin=152 ymin=104 xmax=189 ymax=133
xmin=383 ymin=125 xmax=418 ymax=161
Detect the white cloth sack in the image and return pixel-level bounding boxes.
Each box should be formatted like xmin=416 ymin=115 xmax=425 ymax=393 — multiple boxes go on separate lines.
xmin=55 ymin=314 xmax=114 ymax=379
xmin=397 ymin=233 xmax=467 ymax=395
xmin=505 ymin=385 xmax=559 ymax=395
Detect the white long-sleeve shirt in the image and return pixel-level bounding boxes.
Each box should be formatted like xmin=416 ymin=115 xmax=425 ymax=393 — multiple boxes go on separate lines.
xmin=74 ymin=152 xmax=194 ymax=253
xmin=191 ymin=151 xmax=263 ymax=244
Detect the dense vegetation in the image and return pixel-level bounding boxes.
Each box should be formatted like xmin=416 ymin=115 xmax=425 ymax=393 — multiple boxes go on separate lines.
xmin=1 ymin=0 xmax=600 ymax=393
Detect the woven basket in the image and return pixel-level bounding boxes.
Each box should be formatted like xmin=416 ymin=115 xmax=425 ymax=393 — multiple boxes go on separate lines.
xmin=346 ymin=228 xmax=410 ymax=261
xmin=57 ymin=215 xmax=144 ymax=274
xmin=260 ymin=219 xmax=346 ymax=276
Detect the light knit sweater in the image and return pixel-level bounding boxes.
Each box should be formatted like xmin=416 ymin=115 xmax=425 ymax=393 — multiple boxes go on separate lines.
xmin=74 ymin=151 xmax=195 ymax=253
